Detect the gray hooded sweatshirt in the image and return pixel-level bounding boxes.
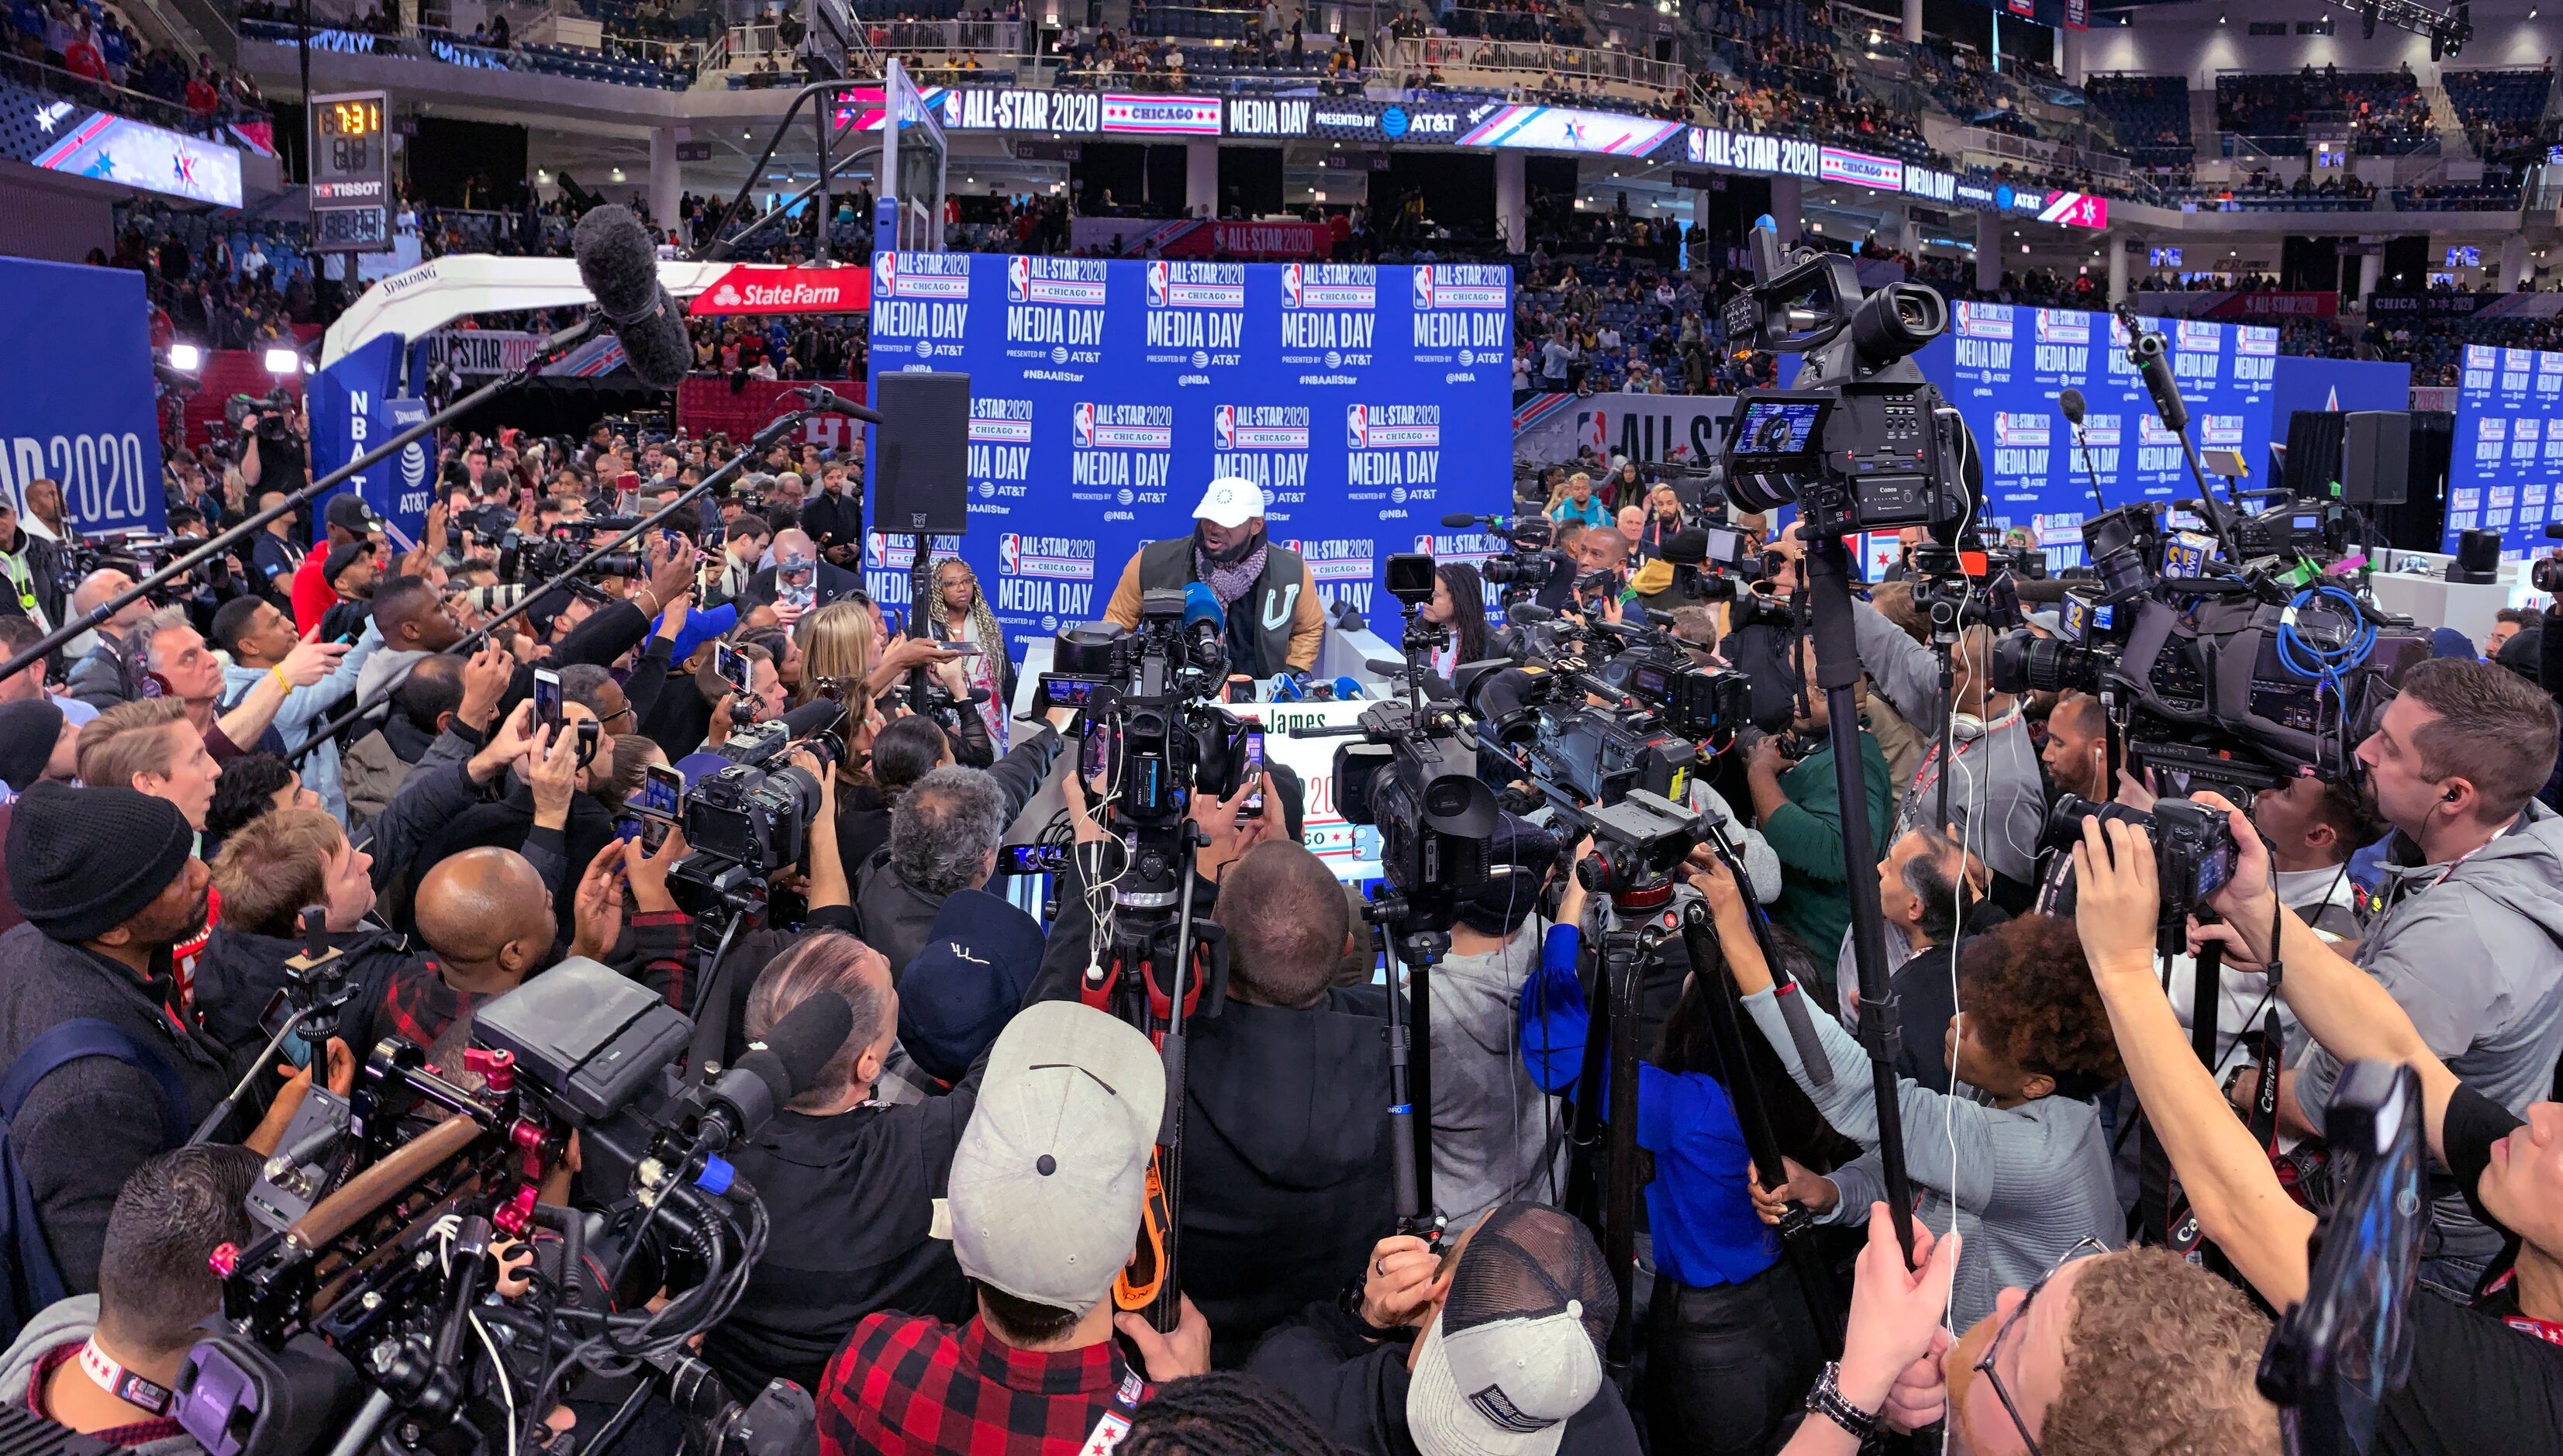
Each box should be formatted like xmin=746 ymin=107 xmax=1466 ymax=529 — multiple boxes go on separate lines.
xmin=1426 ymin=917 xmax=1568 ymax=1227
xmin=2293 ymin=801 xmax=2563 ymax=1267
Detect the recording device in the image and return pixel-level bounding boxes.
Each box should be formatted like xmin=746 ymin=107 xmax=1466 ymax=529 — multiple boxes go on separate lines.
xmin=2532 ymin=525 xmax=2563 ymax=593
xmin=2043 ymin=794 xmax=2237 ymax=925
xmin=1041 ymin=589 xmax=1254 ymax=846
xmin=715 ymin=642 xmax=753 ymax=698
xmin=1240 ymin=729 xmax=1265 ymax=816
xmin=2258 ymin=1061 xmax=2424 ymax=1456
xmin=172 ymin=956 xmax=829 ymax=1456
xmin=675 ymin=699 xmax=844 ymax=889
xmin=998 ymin=843 xmax=1072 ymax=875
xmin=1458 ymin=601 xmax=1745 ymax=811
xmin=1716 ymin=228 xmax=1973 ymax=543
xmin=495 ymin=519 xmax=643 ymax=587
xmin=573 ymin=204 xmax=698 ymax=390
xmin=1988 ymin=501 xmax=2430 ymax=791
xmin=532 ymin=667 xmax=564 ymax=733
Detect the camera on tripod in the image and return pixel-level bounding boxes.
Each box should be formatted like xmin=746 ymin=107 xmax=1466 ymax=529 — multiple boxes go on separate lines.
xmin=1715 ymin=235 xmax=1975 ymax=543
xmin=669 ymin=707 xmax=844 ymax=924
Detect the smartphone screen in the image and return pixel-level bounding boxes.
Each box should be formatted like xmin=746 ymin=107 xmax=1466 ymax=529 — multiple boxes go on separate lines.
xmin=640 ymin=815 xmax=673 ymax=853
xmin=1241 ymin=730 xmax=1265 ymax=816
xmin=999 ymin=844 xmax=1069 ymax=875
xmin=1080 ymin=721 xmax=1110 ymax=788
xmin=713 ymin=643 xmax=750 ymax=696
xmin=614 ymin=816 xmax=643 ymax=844
xmin=533 ymin=668 xmax=564 ymax=733
xmin=641 ymin=763 xmax=682 ymax=818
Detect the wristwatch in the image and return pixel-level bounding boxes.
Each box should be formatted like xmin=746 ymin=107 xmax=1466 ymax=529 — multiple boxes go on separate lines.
xmin=1804 ymin=1361 xmax=1883 ymax=1447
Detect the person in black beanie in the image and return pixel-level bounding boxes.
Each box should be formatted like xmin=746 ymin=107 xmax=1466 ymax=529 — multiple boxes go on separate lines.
xmin=0 ymin=782 xmax=242 ymax=1294
xmin=0 ymin=699 xmax=72 ymax=795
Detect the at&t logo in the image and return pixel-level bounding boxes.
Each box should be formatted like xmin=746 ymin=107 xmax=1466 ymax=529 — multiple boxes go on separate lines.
xmin=1116 ymin=488 xmax=1135 ymax=505
xmin=1192 ymin=350 xmax=1209 ymax=367
xmin=1325 ymin=350 xmax=1342 ymax=368
xmin=1051 ymin=346 xmax=1068 ymax=364
xmin=978 ymin=482 xmax=995 ymax=499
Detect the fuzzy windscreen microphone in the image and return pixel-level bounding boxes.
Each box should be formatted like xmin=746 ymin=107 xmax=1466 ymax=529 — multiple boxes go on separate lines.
xmin=571 ymin=205 xmax=695 ymax=390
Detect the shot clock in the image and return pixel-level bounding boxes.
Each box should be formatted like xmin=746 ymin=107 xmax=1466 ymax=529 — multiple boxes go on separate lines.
xmin=309 ymin=90 xmax=393 ymax=254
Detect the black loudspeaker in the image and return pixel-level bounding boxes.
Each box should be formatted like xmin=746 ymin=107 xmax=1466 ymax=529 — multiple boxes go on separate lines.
xmin=2341 ymin=411 xmax=2411 ymax=505
xmin=871 ymin=371 xmax=970 ymax=536
xmin=2451 ymin=527 xmax=2503 ymax=585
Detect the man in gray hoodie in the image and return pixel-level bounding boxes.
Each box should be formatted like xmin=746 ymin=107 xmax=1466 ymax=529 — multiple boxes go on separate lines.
xmin=1851 ymin=599 xmax=2047 ymax=899
xmin=2205 ymin=656 xmax=2563 ymax=1298
xmin=0 ymin=1144 xmax=258 ymax=1451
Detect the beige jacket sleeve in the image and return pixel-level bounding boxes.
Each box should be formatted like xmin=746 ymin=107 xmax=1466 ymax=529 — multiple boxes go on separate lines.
xmin=1286 ymin=558 xmax=1326 ymax=671
xmin=1102 ymin=552 xmax=1146 ymax=630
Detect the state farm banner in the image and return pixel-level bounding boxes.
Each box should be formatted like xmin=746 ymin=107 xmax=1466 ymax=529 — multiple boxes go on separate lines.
xmin=676 ymin=378 xmax=868 ymax=451
xmin=1068 ymin=217 xmax=1333 ymax=259
xmin=688 ymin=264 xmax=871 ymax=314
xmin=2134 ymin=290 xmax=2338 ymax=320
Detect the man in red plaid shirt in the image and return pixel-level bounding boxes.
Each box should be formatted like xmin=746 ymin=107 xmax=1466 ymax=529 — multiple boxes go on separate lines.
xmin=814 ymin=1002 xmax=1210 ymax=1456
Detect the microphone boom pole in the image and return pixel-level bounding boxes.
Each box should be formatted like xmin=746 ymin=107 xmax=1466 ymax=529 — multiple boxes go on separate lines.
xmin=0 ymin=316 xmax=600 ymax=685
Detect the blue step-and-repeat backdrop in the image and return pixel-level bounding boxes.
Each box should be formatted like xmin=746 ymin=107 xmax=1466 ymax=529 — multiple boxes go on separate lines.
xmin=2447 ymin=343 xmax=2563 ymax=557
xmin=864 ymin=253 xmax=1515 ymax=657
xmin=1916 ymin=302 xmax=2281 ymax=570
xmin=866 ymin=252 xmax=1496 ymax=656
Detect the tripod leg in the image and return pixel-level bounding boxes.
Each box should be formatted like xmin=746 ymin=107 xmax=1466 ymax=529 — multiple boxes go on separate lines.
xmin=1407 ymin=948 xmax=1435 ymax=1221
xmin=1804 ymin=536 xmax=1918 ymax=1265
xmin=1602 ymin=930 xmax=1641 ymax=1372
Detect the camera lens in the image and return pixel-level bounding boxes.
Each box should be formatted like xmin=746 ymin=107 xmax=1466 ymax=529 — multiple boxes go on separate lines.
xmin=2535 ymin=557 xmax=2563 ymax=595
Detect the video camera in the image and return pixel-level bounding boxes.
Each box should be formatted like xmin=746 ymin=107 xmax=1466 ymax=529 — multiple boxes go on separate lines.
xmin=1988 ymin=499 xmax=2430 ymax=791
xmin=495 ymin=516 xmax=647 ymax=586
xmin=668 ymin=700 xmax=847 ymax=926
xmin=226 ymin=387 xmax=299 ymax=442
xmin=1716 ymin=232 xmax=1975 ymax=543
xmin=174 ymin=956 xmax=830 ymax=1456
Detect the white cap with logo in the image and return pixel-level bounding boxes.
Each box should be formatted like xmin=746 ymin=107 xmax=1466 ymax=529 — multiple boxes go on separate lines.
xmin=1405 ymin=1203 xmax=1617 ymax=1456
xmin=1192 ymin=477 xmax=1267 ymax=530
xmin=936 ymin=1001 xmax=1166 ymax=1312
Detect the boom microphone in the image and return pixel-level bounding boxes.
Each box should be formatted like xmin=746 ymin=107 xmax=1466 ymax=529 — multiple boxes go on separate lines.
xmin=1441 ymin=512 xmax=1489 ymax=529
xmin=2125 ymin=326 xmax=2189 ymax=435
xmin=694 ymin=991 xmax=854 ymax=1154
xmin=2058 ymin=387 xmax=2086 ymax=426
xmin=572 ymin=205 xmax=695 ymax=390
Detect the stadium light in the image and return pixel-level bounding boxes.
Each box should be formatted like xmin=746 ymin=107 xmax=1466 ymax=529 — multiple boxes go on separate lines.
xmin=264 ymin=347 xmax=301 ymax=374
xmin=167 ymin=344 xmax=202 ymax=371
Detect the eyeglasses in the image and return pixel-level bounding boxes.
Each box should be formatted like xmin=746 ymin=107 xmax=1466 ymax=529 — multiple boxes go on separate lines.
xmin=1971 ymin=1237 xmax=2108 ymax=1456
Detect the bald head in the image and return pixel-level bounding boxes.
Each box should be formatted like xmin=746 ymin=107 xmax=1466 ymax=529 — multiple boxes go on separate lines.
xmin=74 ymin=570 xmax=150 ymax=634
xmin=415 ymin=847 xmax=554 ymax=981
xmin=772 ymin=529 xmax=816 ymax=561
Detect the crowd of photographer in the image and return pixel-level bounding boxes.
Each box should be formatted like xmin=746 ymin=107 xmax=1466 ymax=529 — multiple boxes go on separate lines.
xmin=11 ymin=293 xmax=2563 ymax=1456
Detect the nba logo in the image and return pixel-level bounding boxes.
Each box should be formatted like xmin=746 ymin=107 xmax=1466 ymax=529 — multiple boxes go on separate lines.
xmin=1073 ymin=402 xmax=1097 ymax=448
xmin=999 ymin=533 xmax=1021 ymax=575
xmin=1282 ymin=263 xmax=1303 ymax=308
xmin=873 ymin=251 xmax=896 ymax=295
xmin=1007 ymin=256 xmax=1031 ymax=302
xmin=1579 ymin=411 xmax=1606 ymax=454
xmin=1147 ymin=261 xmax=1169 ymax=308
xmin=1346 ymin=404 xmax=1368 ymax=448
xmin=1414 ymin=534 xmax=1435 ymax=553
xmin=1412 ymin=267 xmax=1433 ymax=310
xmin=865 ymin=532 xmax=885 ymax=567
xmin=1214 ymin=404 xmax=1235 ymax=450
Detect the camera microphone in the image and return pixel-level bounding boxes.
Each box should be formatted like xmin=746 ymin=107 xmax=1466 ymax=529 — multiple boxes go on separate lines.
xmin=2127 ymin=328 xmax=2189 ymax=435
xmin=572 ymin=205 xmax=695 ymax=391
xmin=1661 ymin=529 xmax=1709 ymax=567
xmin=694 ymin=991 xmax=854 ymax=1156
xmin=2058 ymin=388 xmax=2086 ymax=426
xmin=778 ymin=697 xmax=849 ymax=740
xmin=1440 ymin=511 xmax=1489 ymax=529
xmin=1506 ymin=601 xmax=1557 ymax=625
xmin=1182 ymin=581 xmax=1225 ymax=636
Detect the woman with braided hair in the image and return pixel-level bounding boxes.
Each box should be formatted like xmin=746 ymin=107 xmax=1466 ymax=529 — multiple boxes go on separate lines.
xmin=928 ymin=556 xmax=1012 ymax=752
xmin=1122 ymin=1374 xmax=1351 ymax=1456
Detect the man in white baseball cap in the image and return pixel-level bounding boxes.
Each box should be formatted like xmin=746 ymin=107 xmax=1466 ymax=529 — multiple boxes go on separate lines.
xmin=1241 ymin=1202 xmax=1640 ymax=1456
xmin=1101 ymin=475 xmax=1327 ymax=680
xmin=811 ymin=1001 xmax=1211 ymax=1456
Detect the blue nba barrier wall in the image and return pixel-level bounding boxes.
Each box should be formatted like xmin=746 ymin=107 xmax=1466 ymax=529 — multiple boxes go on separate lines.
xmin=0 ymin=258 xmax=164 ymax=532
xmin=862 ymin=254 xmax=1516 ymax=657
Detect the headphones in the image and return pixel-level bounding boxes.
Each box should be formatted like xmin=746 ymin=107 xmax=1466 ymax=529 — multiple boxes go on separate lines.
xmin=1947 ymin=704 xmax=2021 ymax=745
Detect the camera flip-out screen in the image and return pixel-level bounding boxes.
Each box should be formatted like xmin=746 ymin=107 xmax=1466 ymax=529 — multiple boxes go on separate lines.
xmin=1727 ymin=394 xmax=1833 ymax=473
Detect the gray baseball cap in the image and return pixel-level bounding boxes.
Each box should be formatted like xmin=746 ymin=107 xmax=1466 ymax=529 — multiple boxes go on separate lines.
xmin=937 ymin=1002 xmax=1165 ymax=1312
xmin=1406 ymin=1204 xmax=1616 ymax=1456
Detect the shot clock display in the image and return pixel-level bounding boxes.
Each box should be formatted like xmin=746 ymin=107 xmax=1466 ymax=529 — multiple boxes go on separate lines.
xmin=309 ymin=89 xmax=392 ymax=253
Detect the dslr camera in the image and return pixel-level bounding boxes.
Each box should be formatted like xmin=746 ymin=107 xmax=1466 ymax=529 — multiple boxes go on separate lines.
xmin=2044 ymin=793 xmax=2237 ymax=926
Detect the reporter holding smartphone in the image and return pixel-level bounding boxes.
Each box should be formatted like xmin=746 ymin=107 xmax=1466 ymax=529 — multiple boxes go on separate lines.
xmin=926 ymin=557 xmax=1009 ymax=753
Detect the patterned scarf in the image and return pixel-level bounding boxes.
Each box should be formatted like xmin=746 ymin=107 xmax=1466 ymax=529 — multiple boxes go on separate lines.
xmin=1195 ymin=533 xmax=1268 ymax=610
